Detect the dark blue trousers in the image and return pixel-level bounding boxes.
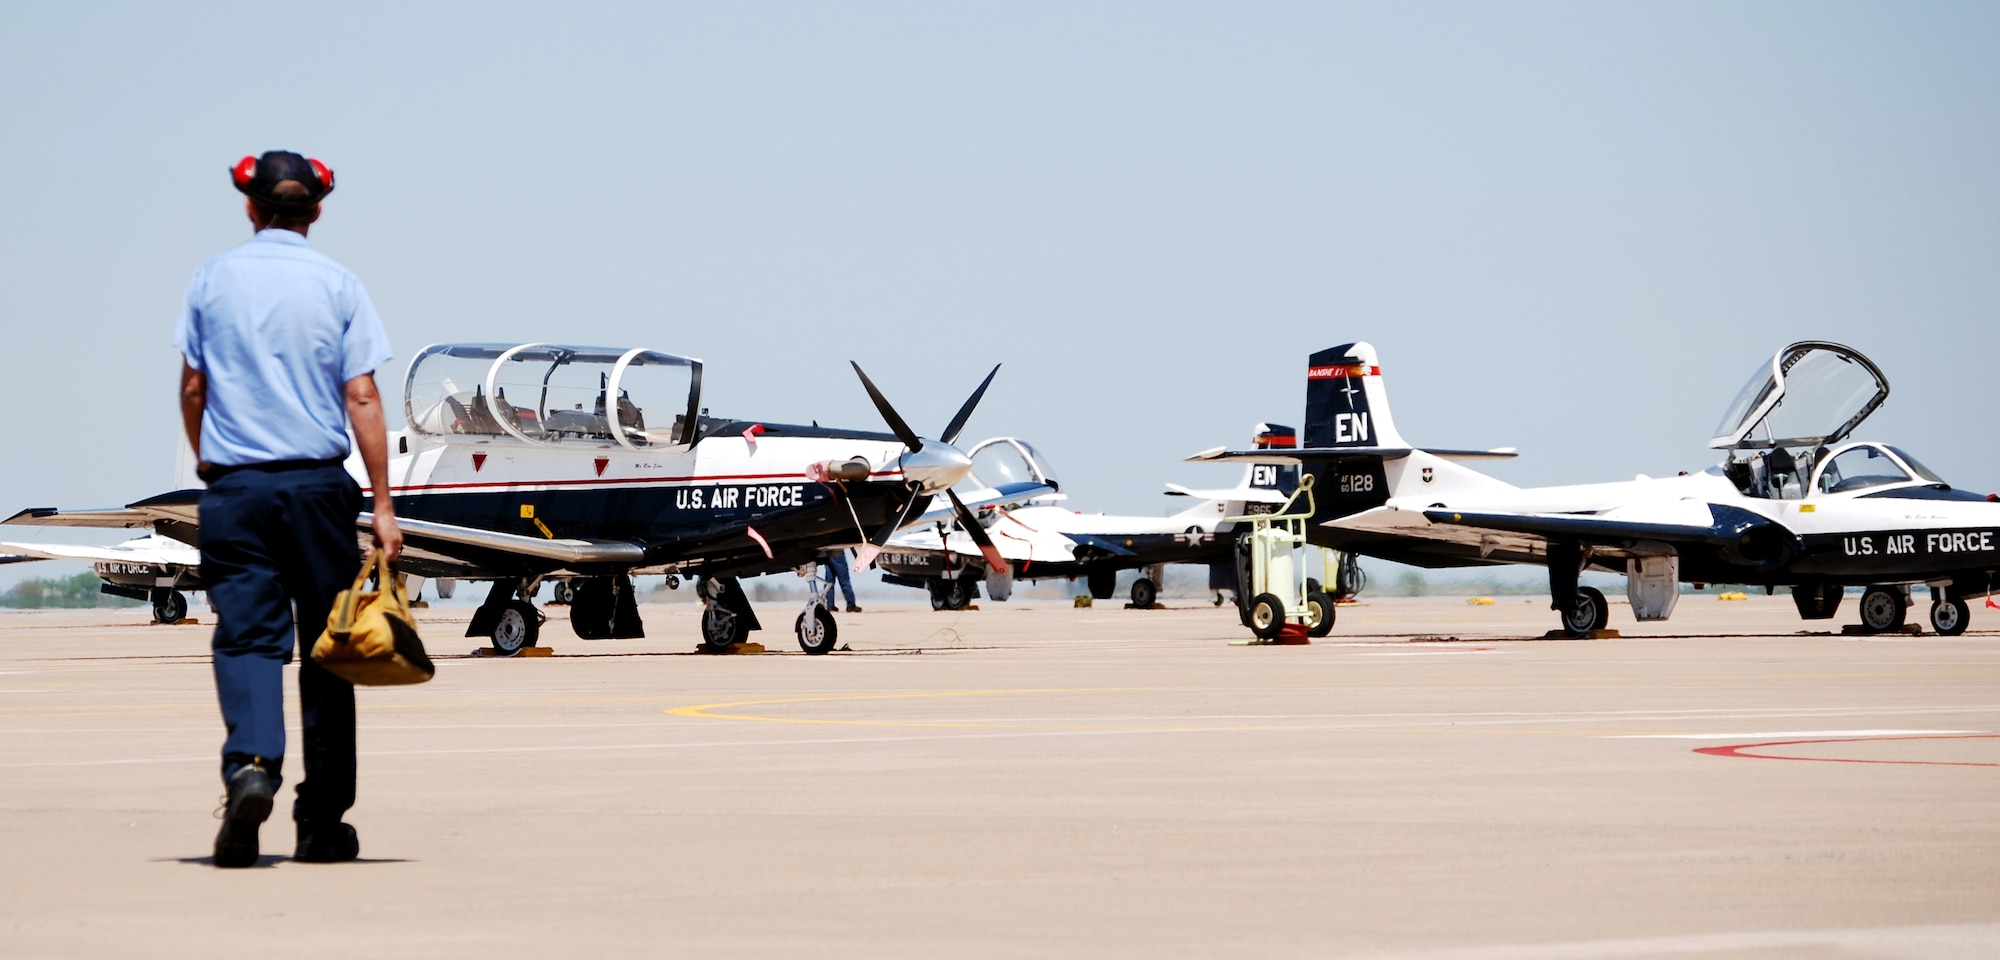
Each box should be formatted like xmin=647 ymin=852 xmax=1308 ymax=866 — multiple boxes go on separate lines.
xmin=822 ymin=551 xmax=856 ymax=607
xmin=199 ymin=461 xmax=363 ymax=825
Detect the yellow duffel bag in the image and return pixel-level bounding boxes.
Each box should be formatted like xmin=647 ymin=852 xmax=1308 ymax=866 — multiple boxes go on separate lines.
xmin=312 ymin=549 xmax=435 ymax=685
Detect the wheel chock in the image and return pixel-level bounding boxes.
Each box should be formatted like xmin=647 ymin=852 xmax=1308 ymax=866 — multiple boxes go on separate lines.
xmin=696 ymin=641 xmax=766 ymax=655
xmin=1465 ymin=597 xmax=1496 ymax=606
xmin=471 ymin=646 xmax=556 ymax=657
xmin=1073 ymin=596 xmax=1093 ymax=608
xmin=1538 ymin=629 xmax=1622 ymax=640
xmin=1123 ymin=603 xmax=1166 ymax=610
xmin=1230 ymin=623 xmax=1311 ymax=646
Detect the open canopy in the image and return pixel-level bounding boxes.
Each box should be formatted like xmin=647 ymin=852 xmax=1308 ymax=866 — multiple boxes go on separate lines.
xmin=1709 ymin=341 xmax=1889 ymax=451
xmin=403 ymin=343 xmax=703 ymax=449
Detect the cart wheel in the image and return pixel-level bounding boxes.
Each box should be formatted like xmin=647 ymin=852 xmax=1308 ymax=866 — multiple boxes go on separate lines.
xmin=1130 ymin=577 xmax=1158 ymax=609
xmin=1929 ymin=596 xmax=1969 ymax=636
xmin=1305 ymin=591 xmax=1335 ymax=638
xmin=1248 ymin=592 xmax=1286 ymax=640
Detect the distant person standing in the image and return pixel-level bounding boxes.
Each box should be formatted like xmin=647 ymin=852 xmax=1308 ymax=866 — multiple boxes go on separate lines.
xmin=178 ymin=151 xmax=402 ymax=867
xmin=823 ymin=547 xmax=861 ymax=613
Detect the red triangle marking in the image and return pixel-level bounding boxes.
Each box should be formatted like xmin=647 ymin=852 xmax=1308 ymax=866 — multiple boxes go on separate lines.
xmin=471 ymin=453 xmax=487 ymax=472
xmin=594 ymin=457 xmax=610 ymax=477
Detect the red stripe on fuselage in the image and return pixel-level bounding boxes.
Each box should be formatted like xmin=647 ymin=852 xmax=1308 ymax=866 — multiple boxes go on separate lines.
xmin=387 ymin=470 xmax=903 ymax=494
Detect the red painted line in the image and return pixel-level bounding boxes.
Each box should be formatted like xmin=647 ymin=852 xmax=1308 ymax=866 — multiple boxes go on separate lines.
xmin=388 ymin=470 xmax=901 ymax=494
xmin=1694 ymin=733 xmax=2000 ymax=768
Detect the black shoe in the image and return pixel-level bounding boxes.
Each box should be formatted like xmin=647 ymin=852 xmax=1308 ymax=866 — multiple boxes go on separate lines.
xmin=294 ymin=821 xmax=360 ymax=863
xmin=212 ymin=763 xmax=274 ymax=868
xmin=845 ymin=605 xmax=862 ymax=613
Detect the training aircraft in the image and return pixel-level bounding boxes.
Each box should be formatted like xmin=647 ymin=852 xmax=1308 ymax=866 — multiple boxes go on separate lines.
xmin=5 ymin=343 xmax=1048 ymax=654
xmin=876 ymin=427 xmax=1299 ymax=609
xmin=0 ymin=535 xmax=203 ymax=623
xmin=1191 ymin=341 xmax=2000 ymax=637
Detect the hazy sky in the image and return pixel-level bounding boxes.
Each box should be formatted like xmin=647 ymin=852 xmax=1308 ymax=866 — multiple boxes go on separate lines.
xmin=3 ymin=2 xmax=1996 ymax=588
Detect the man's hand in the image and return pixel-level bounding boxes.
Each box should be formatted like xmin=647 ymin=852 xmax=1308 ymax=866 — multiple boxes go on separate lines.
xmin=344 ymin=372 xmax=403 ymax=562
xmin=371 ymin=508 xmax=404 ymax=564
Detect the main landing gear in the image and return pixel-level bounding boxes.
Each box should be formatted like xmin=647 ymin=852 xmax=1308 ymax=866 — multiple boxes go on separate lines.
xmin=697 ymin=576 xmax=763 ymax=650
xmin=928 ymin=577 xmax=976 ymax=611
xmin=1854 ymin=583 xmax=1972 ymax=637
xmin=1547 ymin=543 xmax=1610 ymax=638
xmin=149 ymin=588 xmax=188 ymax=625
xmin=467 ymin=580 xmax=547 ymax=655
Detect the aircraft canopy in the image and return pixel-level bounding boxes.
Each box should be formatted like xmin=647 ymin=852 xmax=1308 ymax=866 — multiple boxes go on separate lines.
xmin=404 ymin=343 xmax=703 ymax=449
xmin=1709 ymin=341 xmax=1889 ymax=451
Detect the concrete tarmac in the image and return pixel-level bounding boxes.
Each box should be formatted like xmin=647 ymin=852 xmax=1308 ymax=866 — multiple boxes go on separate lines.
xmin=2 ymin=594 xmax=1997 ymax=959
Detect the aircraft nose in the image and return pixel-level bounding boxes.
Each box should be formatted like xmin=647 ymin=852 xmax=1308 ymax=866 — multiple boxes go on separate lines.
xmin=901 ymin=441 xmax=974 ymax=492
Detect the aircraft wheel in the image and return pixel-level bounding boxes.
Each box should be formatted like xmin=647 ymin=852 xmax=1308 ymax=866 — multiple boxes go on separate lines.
xmin=664 ymin=574 xmax=681 ymax=590
xmin=1930 ymin=597 xmax=1970 ymax=637
xmin=796 ymin=606 xmax=838 ymax=654
xmin=1305 ymin=591 xmax=1336 ymax=638
xmin=1247 ymin=592 xmax=1286 ymax=640
xmin=927 ymin=580 xmax=948 ymax=611
xmin=550 ymin=579 xmax=575 ymax=605
xmin=151 ymin=590 xmax=187 ymax=624
xmin=1087 ymin=569 xmax=1117 ymax=601
xmin=941 ymin=578 xmax=974 ymax=611
xmin=491 ymin=600 xmax=541 ymax=654
xmin=701 ymin=600 xmax=744 ymax=649
xmin=1858 ymin=586 xmax=1907 ymax=634
xmin=1130 ymin=577 xmax=1158 ymax=609
xmin=1562 ymin=586 xmax=1609 ymax=638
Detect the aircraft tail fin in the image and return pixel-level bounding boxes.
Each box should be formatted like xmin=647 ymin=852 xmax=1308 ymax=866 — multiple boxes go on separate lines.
xmin=1305 ymin=342 xmax=1408 ymax=451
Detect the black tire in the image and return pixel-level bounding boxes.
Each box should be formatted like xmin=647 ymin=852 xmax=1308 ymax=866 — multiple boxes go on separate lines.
xmin=941 ymin=578 xmax=974 ymax=611
xmin=569 ymin=578 xmax=613 ymax=640
xmin=1305 ymin=591 xmax=1335 ymax=638
xmin=1858 ymin=586 xmax=1907 ymax=634
xmin=1562 ymin=586 xmax=1608 ymax=638
xmin=701 ymin=600 xmax=744 ymax=649
xmin=796 ymin=606 xmax=838 ymax=654
xmin=1248 ymin=592 xmax=1287 ymax=640
xmin=1087 ymin=569 xmax=1117 ymax=601
xmin=152 ymin=590 xmax=187 ymax=624
xmin=927 ymin=580 xmax=948 ymax=611
xmin=550 ymin=580 xmax=575 ymax=605
xmin=491 ymin=600 xmax=540 ymax=654
xmin=1930 ymin=597 xmax=1970 ymax=637
xmin=1130 ymin=577 xmax=1158 ymax=609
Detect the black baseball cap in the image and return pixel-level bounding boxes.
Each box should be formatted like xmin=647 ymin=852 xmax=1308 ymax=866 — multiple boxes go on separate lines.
xmin=229 ymin=151 xmax=335 ymax=208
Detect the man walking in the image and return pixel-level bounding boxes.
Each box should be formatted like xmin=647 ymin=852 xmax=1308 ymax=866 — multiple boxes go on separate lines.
xmin=178 ymin=151 xmax=402 ymax=867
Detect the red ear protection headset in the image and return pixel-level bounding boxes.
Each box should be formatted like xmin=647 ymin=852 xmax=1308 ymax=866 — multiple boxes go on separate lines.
xmin=229 ymin=152 xmax=335 ymax=204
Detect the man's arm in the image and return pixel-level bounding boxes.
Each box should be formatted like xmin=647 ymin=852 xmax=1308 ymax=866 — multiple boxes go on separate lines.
xmin=344 ymin=372 xmax=404 ymax=562
xmin=179 ymin=363 xmax=206 ymax=471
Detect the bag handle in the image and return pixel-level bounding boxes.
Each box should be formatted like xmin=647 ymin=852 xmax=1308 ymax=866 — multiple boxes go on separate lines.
xmin=329 ymin=549 xmax=403 ymax=635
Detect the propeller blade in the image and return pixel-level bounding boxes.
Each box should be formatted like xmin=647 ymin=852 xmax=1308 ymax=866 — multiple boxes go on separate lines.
xmin=870 ymin=491 xmax=933 ymax=547
xmin=938 ymin=363 xmax=1001 ymax=446
xmin=850 ymin=362 xmax=923 ymax=452
xmin=947 ymin=488 xmax=1010 ymax=575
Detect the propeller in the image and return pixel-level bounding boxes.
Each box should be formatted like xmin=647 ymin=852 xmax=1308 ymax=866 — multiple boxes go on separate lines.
xmin=945 ymin=487 xmax=1010 ymax=575
xmin=845 ymin=362 xmax=1003 ymax=569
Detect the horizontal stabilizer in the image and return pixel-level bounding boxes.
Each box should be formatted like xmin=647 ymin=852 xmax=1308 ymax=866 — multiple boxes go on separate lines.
xmin=1162 ymin=482 xmax=1289 ymax=503
xmin=4 ymin=506 xmax=159 ymax=528
xmin=1187 ymin=446 xmax=1516 ymax=464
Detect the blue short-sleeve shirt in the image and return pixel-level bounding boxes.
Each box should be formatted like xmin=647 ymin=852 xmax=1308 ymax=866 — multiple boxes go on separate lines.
xmin=174 ymin=229 xmax=394 ymax=467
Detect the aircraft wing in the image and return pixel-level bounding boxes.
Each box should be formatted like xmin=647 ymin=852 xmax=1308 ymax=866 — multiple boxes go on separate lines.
xmin=907 ymin=481 xmax=1058 ymax=528
xmin=0 ymin=538 xmax=201 ymax=566
xmin=371 ymin=514 xmax=646 ymax=565
xmin=1186 ymin=445 xmax=1518 ymax=464
xmin=5 ymin=489 xmax=204 ymax=529
xmin=1064 ymin=533 xmax=1138 ymax=558
xmin=1163 ymin=482 xmax=1288 ymax=504
xmin=1329 ymin=499 xmax=1781 ymax=561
